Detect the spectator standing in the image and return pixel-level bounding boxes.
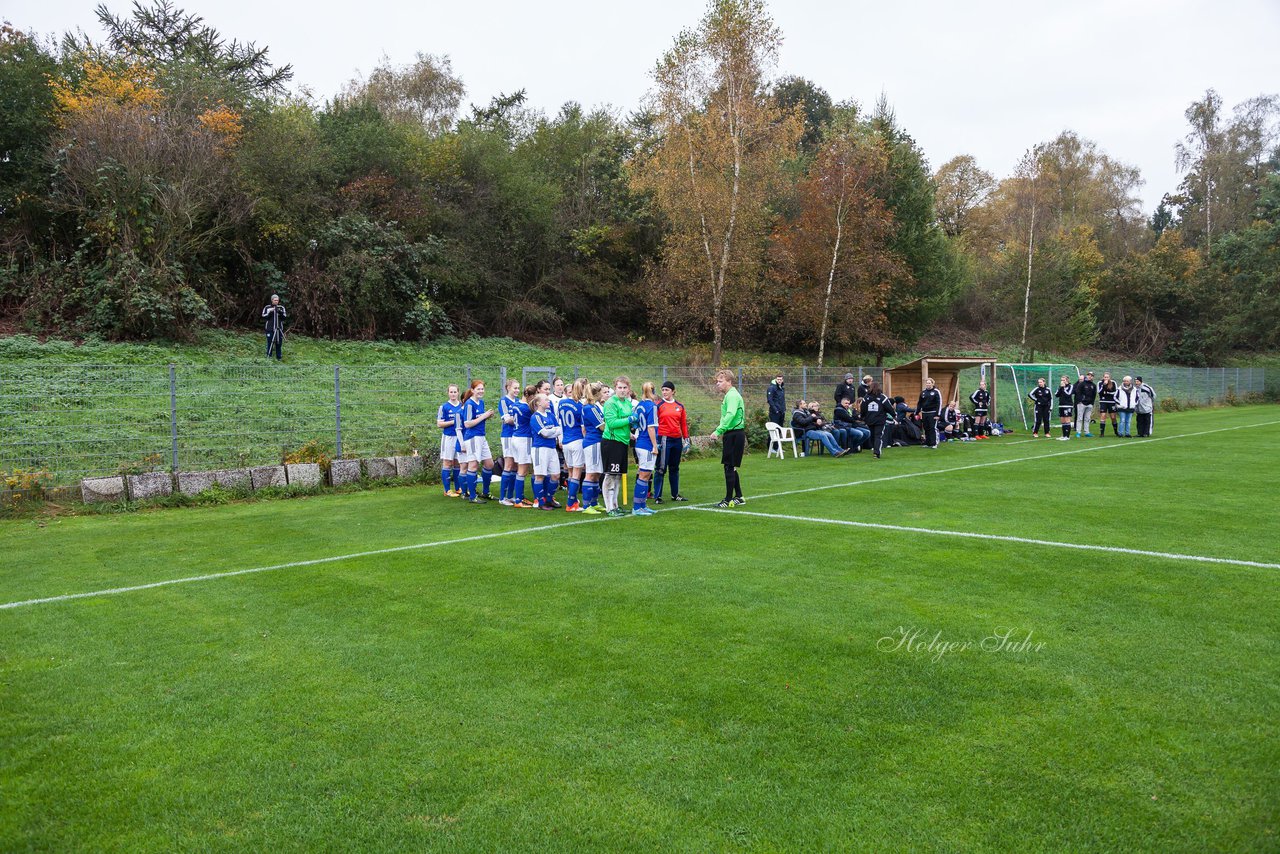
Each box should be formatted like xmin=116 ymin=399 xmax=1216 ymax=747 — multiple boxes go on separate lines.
xmin=1135 ymin=376 xmax=1157 ymax=437
xmin=766 ymin=374 xmax=786 ymax=427
xmin=262 ymin=294 xmax=287 ymax=361
xmin=1114 ymin=376 xmax=1138 ymax=437
xmin=834 ymin=372 xmax=858 ymax=407
xmin=859 ymin=382 xmax=893 ymax=459
xmin=1074 ymin=371 xmax=1097 ymax=437
xmin=857 ymin=374 xmax=873 ymax=399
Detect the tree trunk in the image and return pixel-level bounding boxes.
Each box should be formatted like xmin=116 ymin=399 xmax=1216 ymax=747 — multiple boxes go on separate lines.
xmin=817 ymin=196 xmax=845 ymax=368
xmin=1020 ymin=194 xmax=1036 ymax=350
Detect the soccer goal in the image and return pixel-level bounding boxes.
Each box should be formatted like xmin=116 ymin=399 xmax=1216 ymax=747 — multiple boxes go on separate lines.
xmin=996 ymin=363 xmax=1081 ymax=429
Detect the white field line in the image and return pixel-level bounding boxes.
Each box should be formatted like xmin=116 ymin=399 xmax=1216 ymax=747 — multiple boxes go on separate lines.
xmin=738 ymin=417 xmax=1280 ymax=504
xmin=4 ymin=415 xmax=1277 ymax=611
xmin=692 ymin=508 xmax=1280 ymax=570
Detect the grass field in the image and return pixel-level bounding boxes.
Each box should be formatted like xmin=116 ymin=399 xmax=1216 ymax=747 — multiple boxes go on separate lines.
xmin=3 ymin=405 xmax=1278 ymax=851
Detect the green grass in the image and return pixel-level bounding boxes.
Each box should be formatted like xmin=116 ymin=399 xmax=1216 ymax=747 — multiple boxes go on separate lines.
xmin=3 ymin=405 xmax=1278 ymax=851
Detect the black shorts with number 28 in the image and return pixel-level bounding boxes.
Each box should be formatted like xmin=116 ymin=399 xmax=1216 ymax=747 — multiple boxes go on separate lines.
xmin=601 ymin=439 xmax=629 ymax=475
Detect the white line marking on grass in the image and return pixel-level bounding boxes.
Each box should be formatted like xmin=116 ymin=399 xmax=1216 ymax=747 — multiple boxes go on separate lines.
xmin=0 ymin=518 xmax=602 ymax=611
xmin=5 ymin=415 xmax=1276 ymax=611
xmin=740 ymin=418 xmax=1280 ymax=504
xmin=693 ymin=508 xmax=1280 ymax=571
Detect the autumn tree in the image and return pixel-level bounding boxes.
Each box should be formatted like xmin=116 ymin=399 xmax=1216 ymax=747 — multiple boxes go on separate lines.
xmin=771 ymin=119 xmax=901 ymax=364
xmin=933 ymin=154 xmax=993 ymax=239
xmin=634 ymin=0 xmax=803 ymax=363
xmin=341 ymin=52 xmax=465 ymax=135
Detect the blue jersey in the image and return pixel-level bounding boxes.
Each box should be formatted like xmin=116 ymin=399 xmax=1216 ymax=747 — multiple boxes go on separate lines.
xmin=582 ymin=402 xmax=604 ymax=447
xmin=558 ymin=398 xmax=584 ymax=443
xmin=437 ymin=401 xmax=459 ymax=437
xmin=634 ymin=399 xmax=657 ymax=451
xmin=461 ymin=397 xmax=486 ymax=440
xmin=513 ymin=401 xmax=532 ymax=439
xmin=499 ymin=395 xmax=518 ymax=439
xmin=531 ymin=410 xmax=560 ymax=449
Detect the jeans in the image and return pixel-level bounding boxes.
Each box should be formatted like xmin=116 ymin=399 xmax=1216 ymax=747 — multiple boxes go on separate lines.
xmin=803 ymin=429 xmax=842 ymax=456
xmin=840 ymin=425 xmax=870 ymax=449
xmin=1117 ymin=410 xmax=1133 ymax=435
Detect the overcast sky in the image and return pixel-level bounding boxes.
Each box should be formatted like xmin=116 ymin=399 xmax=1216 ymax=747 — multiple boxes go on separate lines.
xmin=12 ymin=0 xmax=1280 ymax=212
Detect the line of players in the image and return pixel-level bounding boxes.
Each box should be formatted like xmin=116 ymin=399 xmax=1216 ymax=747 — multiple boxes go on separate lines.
xmin=1023 ymin=371 xmax=1151 ymax=439
xmin=435 ymin=375 xmax=690 ymax=517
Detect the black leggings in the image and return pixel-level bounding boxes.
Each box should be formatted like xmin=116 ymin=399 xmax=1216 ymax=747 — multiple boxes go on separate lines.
xmin=921 ymin=411 xmax=939 ymax=447
xmin=1033 ymin=407 xmax=1051 ymax=434
xmin=870 ymin=422 xmax=888 ymax=456
xmin=654 ymin=436 xmax=682 ymax=498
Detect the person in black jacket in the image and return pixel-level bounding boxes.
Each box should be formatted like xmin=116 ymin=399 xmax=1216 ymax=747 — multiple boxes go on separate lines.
xmin=1096 ymin=372 xmax=1118 ymax=436
xmin=833 ymin=397 xmax=869 ymax=451
xmin=969 ymin=381 xmax=991 ymax=437
xmin=766 ymin=374 xmax=786 ymax=427
xmin=859 ymin=382 xmax=893 ymax=459
xmin=1027 ymin=378 xmax=1053 ymax=437
xmin=1054 ymin=376 xmax=1075 ymax=440
xmin=834 ymin=372 xmax=858 ymax=407
xmin=857 ymin=374 xmax=873 ymax=399
xmin=1073 ymin=371 xmax=1097 ymax=438
xmin=916 ymin=378 xmax=942 ymax=449
xmin=262 ymin=294 xmax=287 ymax=361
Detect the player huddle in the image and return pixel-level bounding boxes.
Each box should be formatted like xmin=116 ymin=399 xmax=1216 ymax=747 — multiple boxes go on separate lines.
xmin=435 ymin=375 xmax=691 ymax=517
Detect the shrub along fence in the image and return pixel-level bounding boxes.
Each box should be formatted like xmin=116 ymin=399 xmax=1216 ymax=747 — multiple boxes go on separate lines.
xmin=0 ymin=362 xmax=1266 ymax=489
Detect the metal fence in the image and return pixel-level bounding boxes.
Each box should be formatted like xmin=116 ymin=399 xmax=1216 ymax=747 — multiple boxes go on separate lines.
xmin=0 ymin=362 xmax=1265 ymax=487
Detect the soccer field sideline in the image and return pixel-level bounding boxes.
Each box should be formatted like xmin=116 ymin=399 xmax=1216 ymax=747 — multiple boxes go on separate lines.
xmin=5 ymin=410 xmax=1278 ymax=612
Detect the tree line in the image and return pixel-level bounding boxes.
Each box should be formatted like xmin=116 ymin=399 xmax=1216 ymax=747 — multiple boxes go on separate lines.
xmin=1 ymin=0 xmax=1276 ymax=364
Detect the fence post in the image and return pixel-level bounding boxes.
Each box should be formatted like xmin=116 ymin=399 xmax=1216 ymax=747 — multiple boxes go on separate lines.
xmin=802 ymin=366 xmax=808 ymax=399
xmin=737 ymin=366 xmax=743 ymax=392
xmin=574 ymin=366 xmax=580 ymax=381
xmin=499 ymin=366 xmax=506 ymax=392
xmin=169 ymin=364 xmax=179 ymax=474
xmin=662 ymin=366 xmax=667 ymax=386
xmin=466 ymin=364 xmax=471 ymax=386
xmin=334 ymin=365 xmax=343 ymax=459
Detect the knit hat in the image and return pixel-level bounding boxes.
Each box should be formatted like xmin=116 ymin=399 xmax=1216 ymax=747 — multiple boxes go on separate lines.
xmin=661 ymin=380 xmax=675 ymax=391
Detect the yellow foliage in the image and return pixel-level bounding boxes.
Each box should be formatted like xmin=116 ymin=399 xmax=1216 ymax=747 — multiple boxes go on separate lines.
xmin=51 ymin=59 xmax=162 ymax=119
xmin=198 ymin=104 xmax=244 ymax=147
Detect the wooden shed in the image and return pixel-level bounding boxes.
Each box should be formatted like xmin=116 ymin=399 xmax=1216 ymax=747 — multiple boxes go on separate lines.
xmin=882 ymin=357 xmax=999 ymax=413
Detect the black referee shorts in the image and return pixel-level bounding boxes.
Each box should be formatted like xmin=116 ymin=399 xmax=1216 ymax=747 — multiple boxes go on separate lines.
xmin=720 ymin=429 xmax=745 ymax=467
xmin=601 ymin=439 xmax=629 ymax=475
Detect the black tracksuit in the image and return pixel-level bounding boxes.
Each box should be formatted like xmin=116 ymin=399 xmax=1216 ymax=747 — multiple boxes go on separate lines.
xmin=860 ymin=393 xmax=892 ymax=458
xmin=1028 ymin=386 xmax=1053 ymax=434
xmin=916 ymin=388 xmax=942 ymax=448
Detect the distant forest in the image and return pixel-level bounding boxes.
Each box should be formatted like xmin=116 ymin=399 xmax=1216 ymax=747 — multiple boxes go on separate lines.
xmin=1 ymin=1 xmax=1277 ymax=364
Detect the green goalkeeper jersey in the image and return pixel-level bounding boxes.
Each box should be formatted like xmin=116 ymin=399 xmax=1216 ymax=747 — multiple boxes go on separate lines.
xmin=715 ymin=386 xmax=744 ymax=434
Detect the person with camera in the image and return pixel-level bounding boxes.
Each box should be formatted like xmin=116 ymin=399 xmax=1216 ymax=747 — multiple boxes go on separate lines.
xmin=262 ymin=294 xmax=287 ymax=361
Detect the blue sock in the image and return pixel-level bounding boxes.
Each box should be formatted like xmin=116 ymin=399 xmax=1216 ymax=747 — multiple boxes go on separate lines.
xmin=442 ymin=468 xmax=454 ymax=494
xmin=653 ymin=473 xmax=664 ymax=499
xmin=481 ymin=467 xmax=493 ymax=497
xmin=516 ymin=476 xmax=526 ymax=503
xmin=568 ymin=478 xmax=580 ymax=506
xmin=635 ymin=478 xmax=649 ymax=509
xmin=532 ymin=478 xmax=544 ymax=505
xmin=583 ymin=480 xmax=598 ymax=507
xmin=543 ymin=476 xmax=556 ymax=503
xmin=466 ymin=471 xmax=477 ymax=500
xmin=501 ymin=470 xmax=514 ymax=501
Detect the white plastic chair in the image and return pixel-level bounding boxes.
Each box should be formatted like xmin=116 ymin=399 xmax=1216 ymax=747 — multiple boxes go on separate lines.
xmin=766 ymin=421 xmax=798 ymax=459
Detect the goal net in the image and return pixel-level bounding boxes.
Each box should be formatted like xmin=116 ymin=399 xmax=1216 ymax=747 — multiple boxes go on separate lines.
xmin=996 ymin=363 xmax=1081 ymax=429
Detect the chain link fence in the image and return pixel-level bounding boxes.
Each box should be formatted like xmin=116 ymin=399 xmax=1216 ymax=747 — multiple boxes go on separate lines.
xmin=0 ymin=362 xmax=1266 ymax=488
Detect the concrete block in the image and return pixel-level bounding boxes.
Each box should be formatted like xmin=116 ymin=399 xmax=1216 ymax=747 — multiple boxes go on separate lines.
xmin=394 ymin=455 xmax=424 ymax=478
xmin=126 ymin=472 xmax=172 ymax=500
xmin=363 ymin=457 xmax=396 ymax=480
xmin=213 ymin=468 xmax=251 ymax=490
xmin=286 ymin=462 xmax=322 ymax=488
xmin=250 ymin=465 xmax=286 ymax=490
xmin=330 ymin=459 xmax=362 ymax=485
xmin=81 ymin=475 xmax=126 ymax=503
xmin=177 ymin=470 xmax=217 ymax=496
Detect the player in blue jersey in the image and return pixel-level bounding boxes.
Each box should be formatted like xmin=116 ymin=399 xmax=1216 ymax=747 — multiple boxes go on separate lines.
xmin=530 ymin=393 xmax=562 ymax=510
xmin=497 ymin=378 xmax=521 ymax=505
xmin=458 ymin=380 xmax=495 ymax=504
xmin=509 ymin=384 xmax=536 ymax=507
xmin=580 ymin=381 xmax=607 ymax=514
xmin=436 ymin=384 xmax=463 ymax=497
xmin=630 ymin=382 xmax=658 ymax=516
xmin=558 ymin=378 xmax=586 ymax=512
